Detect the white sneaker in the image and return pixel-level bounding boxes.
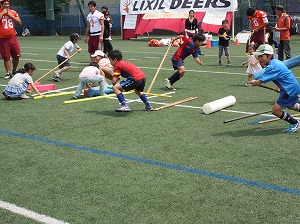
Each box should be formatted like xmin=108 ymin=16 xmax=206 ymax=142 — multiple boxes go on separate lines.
xmin=115 ymin=106 xmax=130 ymax=112
xmin=165 ymin=78 xmax=176 ymax=90
xmin=20 ymin=94 xmax=30 ymax=99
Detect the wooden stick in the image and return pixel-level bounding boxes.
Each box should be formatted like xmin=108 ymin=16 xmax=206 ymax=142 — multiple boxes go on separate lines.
xmin=35 ymin=51 xmax=79 ymax=82
xmin=258 ymin=85 xmax=279 ymax=93
xmin=154 ymin=97 xmax=197 ymax=111
xmin=259 ymin=113 xmax=300 ymax=124
xmin=146 ymin=93 xmax=172 ymax=98
xmin=258 ymin=85 xmax=300 ymax=98
xmin=34 ymin=91 xmax=76 ymax=100
xmin=223 ymin=110 xmax=272 ymax=123
xmin=63 ymin=91 xmax=134 ymax=105
xmin=146 ymin=44 xmax=172 ymax=94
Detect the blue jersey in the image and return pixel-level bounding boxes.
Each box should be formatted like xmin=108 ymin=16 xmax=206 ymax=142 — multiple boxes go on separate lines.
xmin=259 ymin=59 xmax=300 ymax=98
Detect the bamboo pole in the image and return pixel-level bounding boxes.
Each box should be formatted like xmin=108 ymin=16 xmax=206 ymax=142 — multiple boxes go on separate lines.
xmin=154 ymin=97 xmax=197 ymax=111
xmin=35 ymin=51 xmax=79 ymax=82
xmin=259 ymin=113 xmax=300 ymax=124
xmin=146 ymin=44 xmax=172 ymax=94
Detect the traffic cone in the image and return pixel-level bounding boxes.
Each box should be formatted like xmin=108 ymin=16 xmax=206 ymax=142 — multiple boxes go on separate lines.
xmin=205 ymin=37 xmax=212 ymax=48
xmin=234 ymin=37 xmax=240 ymax=46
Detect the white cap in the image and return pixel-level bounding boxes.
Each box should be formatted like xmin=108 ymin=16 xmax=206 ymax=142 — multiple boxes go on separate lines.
xmin=91 ymin=50 xmax=105 ymax=58
xmin=253 ymin=44 xmax=274 ymax=56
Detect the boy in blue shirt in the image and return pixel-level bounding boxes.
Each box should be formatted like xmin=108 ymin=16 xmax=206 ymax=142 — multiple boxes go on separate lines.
xmin=250 ymin=44 xmax=300 ymax=133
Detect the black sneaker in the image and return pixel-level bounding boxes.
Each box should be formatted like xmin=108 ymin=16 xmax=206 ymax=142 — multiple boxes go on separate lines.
xmin=12 ymin=69 xmax=17 ymax=75
xmin=143 ymin=106 xmax=154 ymax=111
xmin=4 ymin=73 xmax=12 ymax=79
xmin=52 ymin=74 xmax=61 ymax=82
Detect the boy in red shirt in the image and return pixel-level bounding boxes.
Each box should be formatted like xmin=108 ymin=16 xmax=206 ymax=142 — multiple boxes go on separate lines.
xmin=0 ymin=0 xmax=22 ymax=79
xmin=108 ymin=50 xmax=153 ymax=112
xmin=165 ymin=33 xmax=205 ymax=90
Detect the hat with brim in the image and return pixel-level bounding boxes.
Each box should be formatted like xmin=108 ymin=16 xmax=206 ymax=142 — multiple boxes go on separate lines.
xmin=253 ymin=44 xmax=274 ymax=56
xmin=91 ymin=50 xmax=105 ymax=57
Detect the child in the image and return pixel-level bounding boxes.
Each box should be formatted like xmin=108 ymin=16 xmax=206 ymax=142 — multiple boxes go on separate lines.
xmin=108 ymin=49 xmax=153 ymax=112
xmin=52 ymin=33 xmax=82 ymax=82
xmin=241 ymin=45 xmax=262 ymax=86
xmin=2 ymin=62 xmax=45 ymax=99
xmin=250 ymin=44 xmax=300 ymax=133
xmin=218 ymin=19 xmax=231 ymax=66
xmin=91 ymin=50 xmax=114 ymax=85
xmin=73 ymin=62 xmax=105 ymax=99
xmin=165 ymin=33 xmax=205 ymax=90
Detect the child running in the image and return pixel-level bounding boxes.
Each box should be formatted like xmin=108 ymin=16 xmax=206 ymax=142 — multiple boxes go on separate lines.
xmin=108 ymin=49 xmax=153 ymax=112
xmin=52 ymin=33 xmax=82 ymax=82
xmin=165 ymin=33 xmax=205 ymax=90
xmin=3 ymin=62 xmax=45 ymax=99
xmin=250 ymin=44 xmax=300 ymax=133
xmin=241 ymin=45 xmax=262 ymax=86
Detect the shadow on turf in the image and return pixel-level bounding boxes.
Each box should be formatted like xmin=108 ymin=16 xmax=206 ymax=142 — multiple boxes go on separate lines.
xmin=215 ymin=127 xmax=280 ymax=137
xmin=83 ymin=110 xmax=132 ymax=117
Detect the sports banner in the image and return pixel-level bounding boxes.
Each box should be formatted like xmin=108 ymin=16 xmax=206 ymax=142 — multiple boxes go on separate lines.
xmin=121 ymin=0 xmax=238 ymax=15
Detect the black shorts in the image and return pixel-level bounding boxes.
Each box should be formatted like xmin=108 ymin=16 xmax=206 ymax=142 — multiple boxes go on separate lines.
xmin=122 ymin=78 xmax=146 ymax=92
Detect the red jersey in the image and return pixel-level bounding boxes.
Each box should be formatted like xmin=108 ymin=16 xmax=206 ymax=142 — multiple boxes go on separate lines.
xmin=0 ymin=8 xmax=19 ymax=38
xmin=248 ymin=10 xmax=268 ymax=31
xmin=172 ymin=34 xmax=198 ymax=61
xmin=113 ymin=60 xmax=145 ymax=81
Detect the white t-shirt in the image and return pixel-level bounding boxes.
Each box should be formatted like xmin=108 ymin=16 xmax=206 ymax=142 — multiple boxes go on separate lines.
xmin=87 ymin=10 xmax=104 ymax=36
xmin=79 ymin=66 xmax=100 ymax=78
xmin=8 ymin=73 xmax=33 ymax=87
xmin=57 ymin=40 xmax=79 ymax=58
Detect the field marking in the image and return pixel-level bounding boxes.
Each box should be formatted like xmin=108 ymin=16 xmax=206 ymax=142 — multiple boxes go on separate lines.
xmin=14 ymin=57 xmax=300 ymax=79
xmin=1 ymin=129 xmax=300 ymax=196
xmin=0 ymin=200 xmax=68 ymax=224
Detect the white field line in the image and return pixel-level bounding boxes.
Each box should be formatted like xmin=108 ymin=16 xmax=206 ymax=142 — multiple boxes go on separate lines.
xmin=14 ymin=57 xmax=300 ymax=79
xmin=0 ymin=200 xmax=69 ymax=224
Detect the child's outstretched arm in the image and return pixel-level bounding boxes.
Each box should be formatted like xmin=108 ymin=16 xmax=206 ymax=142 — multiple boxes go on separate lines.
xmin=250 ymin=80 xmax=262 ymax=86
xmin=195 ymin=57 xmax=203 ymax=65
xmin=30 ymin=83 xmax=45 ymax=98
xmin=171 ymin=35 xmax=184 ymax=44
xmin=241 ymin=60 xmax=248 ymax=66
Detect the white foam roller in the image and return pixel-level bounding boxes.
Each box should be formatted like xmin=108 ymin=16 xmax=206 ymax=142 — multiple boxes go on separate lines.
xmin=202 ymin=95 xmax=236 ymax=114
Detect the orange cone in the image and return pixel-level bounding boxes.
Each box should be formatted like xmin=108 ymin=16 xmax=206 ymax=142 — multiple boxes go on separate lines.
xmin=205 ymin=37 xmax=212 ymax=48
xmin=234 ymin=37 xmax=240 ymax=46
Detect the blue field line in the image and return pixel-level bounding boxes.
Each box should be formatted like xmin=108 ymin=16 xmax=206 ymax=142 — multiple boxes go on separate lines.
xmin=2 ymin=129 xmax=300 ymax=196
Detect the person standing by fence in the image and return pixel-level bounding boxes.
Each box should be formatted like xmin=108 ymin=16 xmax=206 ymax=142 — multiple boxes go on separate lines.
xmin=84 ymin=1 xmax=104 ymax=61
xmin=272 ymin=5 xmax=291 ymax=61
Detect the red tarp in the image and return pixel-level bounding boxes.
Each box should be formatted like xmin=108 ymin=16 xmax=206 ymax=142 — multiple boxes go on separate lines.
xmin=122 ymin=12 xmax=232 ymax=40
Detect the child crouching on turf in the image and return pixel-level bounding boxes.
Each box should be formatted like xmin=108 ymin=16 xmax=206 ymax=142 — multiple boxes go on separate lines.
xmin=250 ymin=44 xmax=300 ymax=133
xmin=3 ymin=62 xmax=45 ymax=99
xmin=108 ymin=49 xmax=153 ymax=112
xmin=73 ymin=62 xmax=106 ymax=99
xmin=165 ymin=33 xmax=205 ymax=90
